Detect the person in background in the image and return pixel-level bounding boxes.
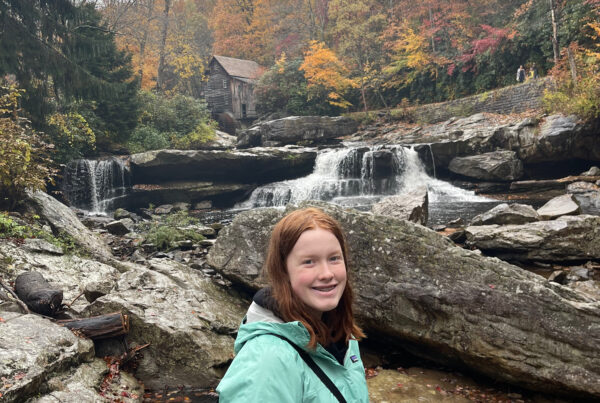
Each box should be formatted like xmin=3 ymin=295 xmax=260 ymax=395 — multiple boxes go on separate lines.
xmin=216 ymin=207 xmax=369 ymax=403
xmin=530 ymin=63 xmax=539 ymax=80
xmin=516 ymin=65 xmax=526 ymax=83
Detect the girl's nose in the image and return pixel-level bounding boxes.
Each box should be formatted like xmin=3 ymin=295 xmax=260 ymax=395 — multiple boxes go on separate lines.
xmin=318 ymin=262 xmax=335 ymax=280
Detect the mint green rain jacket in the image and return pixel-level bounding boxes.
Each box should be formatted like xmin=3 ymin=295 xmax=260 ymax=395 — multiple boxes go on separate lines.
xmin=216 ymin=301 xmax=369 ymax=402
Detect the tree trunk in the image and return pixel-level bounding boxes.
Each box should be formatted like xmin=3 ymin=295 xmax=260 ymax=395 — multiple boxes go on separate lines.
xmin=57 ymin=312 xmax=130 ymax=340
xmin=567 ymin=46 xmax=578 ymax=83
xmin=549 ymin=0 xmax=559 ymax=65
xmin=14 ymin=272 xmax=63 ymax=316
xmin=138 ymin=0 xmax=156 ymax=86
xmin=156 ymin=0 xmax=171 ymax=91
xmin=429 ymin=6 xmax=436 ymax=53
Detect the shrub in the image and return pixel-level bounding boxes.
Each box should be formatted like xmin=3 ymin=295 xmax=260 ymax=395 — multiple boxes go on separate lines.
xmin=46 ymin=110 xmax=96 ymax=164
xmin=143 ymin=211 xmax=205 ymax=251
xmin=0 ymin=84 xmax=57 ymax=209
xmin=543 ymin=43 xmax=600 ymax=120
xmin=126 ymin=124 xmax=170 ymax=153
xmin=170 ymin=121 xmax=217 ymax=149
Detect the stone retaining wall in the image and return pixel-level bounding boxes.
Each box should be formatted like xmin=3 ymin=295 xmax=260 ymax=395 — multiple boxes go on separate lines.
xmin=412 ymin=78 xmax=553 ymax=124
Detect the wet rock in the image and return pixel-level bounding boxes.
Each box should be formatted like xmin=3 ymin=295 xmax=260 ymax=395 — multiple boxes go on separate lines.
xmin=548 ymin=270 xmax=567 ymax=284
xmin=569 ymin=280 xmax=600 ymax=300
xmin=448 ymin=150 xmax=523 ymax=181
xmin=194 ymin=200 xmax=212 ymax=210
xmin=372 ymin=186 xmax=428 ymax=225
xmin=25 ymin=191 xmax=113 ymax=259
xmin=448 ymin=229 xmax=467 ymax=243
xmin=537 ymin=194 xmax=580 ymax=219
xmin=130 ymin=147 xmax=317 ymax=185
xmin=130 ymin=182 xmax=254 ymax=210
xmin=567 ymin=181 xmax=599 ymax=193
xmin=208 ymin=202 xmax=600 ymax=398
xmin=113 ymin=208 xmax=133 ymax=220
xmin=84 ymin=258 xmax=246 ymax=390
xmin=470 ymin=203 xmax=539 ymax=226
xmin=581 ymin=166 xmax=600 ymax=176
xmin=465 ymin=215 xmax=600 ymax=262
xmin=81 ymin=215 xmax=113 ymax=230
xmin=104 ymin=219 xmax=133 ymax=236
xmin=22 ymin=238 xmax=63 ymax=255
xmin=0 ymin=312 xmax=95 ymax=403
xmin=172 ymin=202 xmax=190 ymax=212
xmin=567 ymin=267 xmax=590 ymax=281
xmin=30 ymin=358 xmax=142 ymax=403
xmin=237 ymin=116 xmax=357 ymax=148
xmin=154 ymin=204 xmax=173 ymax=215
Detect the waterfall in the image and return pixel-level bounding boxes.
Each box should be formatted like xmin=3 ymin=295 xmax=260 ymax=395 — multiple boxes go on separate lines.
xmin=62 ymin=157 xmax=131 ymax=213
xmin=238 ymin=145 xmax=486 ymax=209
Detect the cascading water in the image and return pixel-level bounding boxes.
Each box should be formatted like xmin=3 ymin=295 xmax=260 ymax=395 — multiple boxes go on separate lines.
xmin=237 ymin=145 xmax=487 ymax=212
xmin=62 ymin=157 xmax=131 ymax=213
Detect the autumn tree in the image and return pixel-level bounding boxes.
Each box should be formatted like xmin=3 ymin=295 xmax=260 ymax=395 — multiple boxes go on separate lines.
xmin=328 ymin=0 xmax=386 ymax=112
xmin=300 ymin=41 xmax=357 ymax=112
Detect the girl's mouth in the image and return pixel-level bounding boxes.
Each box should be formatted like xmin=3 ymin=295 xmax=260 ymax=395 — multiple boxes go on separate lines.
xmin=312 ymin=285 xmax=336 ymax=292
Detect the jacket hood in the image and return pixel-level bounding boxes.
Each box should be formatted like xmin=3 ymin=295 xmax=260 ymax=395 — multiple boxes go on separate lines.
xmin=234 ymin=301 xmax=311 ymax=354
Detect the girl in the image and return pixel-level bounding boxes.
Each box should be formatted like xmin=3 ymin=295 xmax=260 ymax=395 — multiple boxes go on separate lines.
xmin=216 ymin=207 xmax=369 ymax=402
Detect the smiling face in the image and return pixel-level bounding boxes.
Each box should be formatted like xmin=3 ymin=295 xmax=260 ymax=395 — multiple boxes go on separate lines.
xmin=285 ymin=227 xmax=347 ymax=320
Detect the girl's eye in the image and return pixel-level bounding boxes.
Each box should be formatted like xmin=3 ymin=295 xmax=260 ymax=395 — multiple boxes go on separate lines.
xmin=330 ymin=255 xmax=342 ymax=262
xmin=302 ymin=259 xmax=314 ymax=265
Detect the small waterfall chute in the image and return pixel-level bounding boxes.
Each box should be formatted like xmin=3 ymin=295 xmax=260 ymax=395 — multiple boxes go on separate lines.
xmin=62 ymin=157 xmax=131 ymax=213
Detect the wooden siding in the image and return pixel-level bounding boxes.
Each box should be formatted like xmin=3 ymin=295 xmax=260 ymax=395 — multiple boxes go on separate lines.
xmin=231 ymin=78 xmax=257 ymax=119
xmin=206 ymin=60 xmax=232 ymax=114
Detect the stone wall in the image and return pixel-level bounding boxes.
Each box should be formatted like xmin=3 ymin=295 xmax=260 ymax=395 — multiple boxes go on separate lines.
xmin=412 ymin=78 xmax=553 ymax=124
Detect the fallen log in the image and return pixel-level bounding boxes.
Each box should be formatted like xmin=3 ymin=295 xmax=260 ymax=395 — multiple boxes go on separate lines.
xmin=14 ymin=271 xmax=63 ymax=316
xmin=57 ymin=312 xmax=129 ymax=340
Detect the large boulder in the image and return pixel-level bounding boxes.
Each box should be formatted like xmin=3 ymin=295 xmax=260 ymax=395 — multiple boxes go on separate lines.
xmin=25 ymin=191 xmax=113 ymax=260
xmin=371 ymin=187 xmax=428 ymax=225
xmin=537 ymin=194 xmax=581 ymax=220
xmin=84 ymin=258 xmax=246 ymax=389
xmin=0 ymin=240 xmax=247 ymax=392
xmin=470 ymin=203 xmax=540 ymax=225
xmin=237 ymin=116 xmax=358 ymax=148
xmin=130 ymin=147 xmax=316 ymax=184
xmin=207 ymin=202 xmax=600 ymax=398
xmin=448 ymin=150 xmax=523 ymax=181
xmin=404 ymin=114 xmax=600 ymax=173
xmin=0 ymin=311 xmax=95 ymax=403
xmin=465 ymin=215 xmax=600 ymax=261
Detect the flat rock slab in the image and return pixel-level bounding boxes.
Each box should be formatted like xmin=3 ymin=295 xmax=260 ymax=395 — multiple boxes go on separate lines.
xmin=537 ymin=194 xmax=580 ymax=219
xmin=25 ymin=190 xmax=113 ymax=260
xmin=465 ymin=215 xmax=600 ymax=262
xmin=470 ymin=203 xmax=539 ymax=225
xmin=449 ymin=150 xmax=523 ymax=181
xmin=129 ymin=147 xmax=317 ymax=184
xmin=208 ymin=202 xmax=600 ymax=398
xmin=237 ymin=115 xmax=358 ymax=148
xmin=372 ymin=187 xmax=428 ymax=225
xmin=0 ymin=312 xmax=95 ymax=403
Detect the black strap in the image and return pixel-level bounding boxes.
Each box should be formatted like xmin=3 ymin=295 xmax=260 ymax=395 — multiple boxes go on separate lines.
xmin=273 ymin=335 xmax=347 ymax=403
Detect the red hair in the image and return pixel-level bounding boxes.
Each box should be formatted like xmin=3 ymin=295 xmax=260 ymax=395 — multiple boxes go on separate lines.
xmin=265 ymin=207 xmax=365 ymax=349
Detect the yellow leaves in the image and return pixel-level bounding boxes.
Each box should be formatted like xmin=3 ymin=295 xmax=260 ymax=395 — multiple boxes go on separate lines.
xmin=276 ymin=52 xmax=287 ymax=74
xmin=586 ymin=21 xmax=600 ymax=62
xmin=300 ymin=41 xmax=356 ymax=109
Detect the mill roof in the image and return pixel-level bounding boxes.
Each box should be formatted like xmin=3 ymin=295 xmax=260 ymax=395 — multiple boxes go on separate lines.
xmin=212 ymin=55 xmax=263 ymax=80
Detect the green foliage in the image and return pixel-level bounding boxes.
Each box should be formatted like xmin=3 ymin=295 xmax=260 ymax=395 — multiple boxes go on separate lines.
xmin=127 ymin=125 xmax=170 ymax=154
xmin=129 ymin=91 xmax=216 ymax=152
xmin=170 ymin=121 xmax=218 ymax=149
xmin=46 ymin=110 xmax=96 ymax=164
xmin=543 ymin=44 xmax=600 ymax=120
xmin=0 ymin=1 xmax=139 ymax=147
xmin=0 ymin=213 xmax=79 ymax=254
xmin=0 ymin=84 xmax=57 ymax=209
xmin=143 ymin=211 xmax=205 ymax=251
